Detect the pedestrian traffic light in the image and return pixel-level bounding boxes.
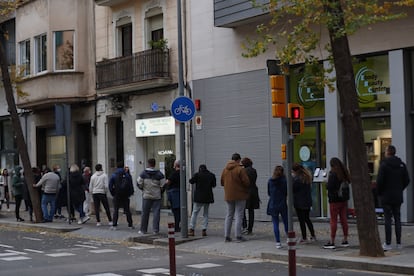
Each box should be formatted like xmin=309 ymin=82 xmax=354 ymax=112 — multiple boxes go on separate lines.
xmin=269 ymin=75 xmax=286 ymax=118
xmin=288 ymin=103 xmax=304 ymax=135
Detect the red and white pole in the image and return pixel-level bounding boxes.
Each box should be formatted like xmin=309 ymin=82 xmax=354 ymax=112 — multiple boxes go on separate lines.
xmin=288 ymin=231 xmax=296 ymax=276
xmin=168 ymin=222 xmax=176 ymax=276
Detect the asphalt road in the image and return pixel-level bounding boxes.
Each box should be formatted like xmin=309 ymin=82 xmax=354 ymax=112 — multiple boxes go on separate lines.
xmin=0 ymin=226 xmax=400 ymax=276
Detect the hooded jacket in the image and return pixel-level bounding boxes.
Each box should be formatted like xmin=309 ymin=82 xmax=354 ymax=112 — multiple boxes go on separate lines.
xmin=267 ymin=175 xmax=287 ymax=216
xmin=377 ymin=155 xmax=410 ymax=205
xmin=220 ymin=160 xmax=250 ymax=201
xmin=189 ymin=169 xmax=216 ymax=203
xmin=89 ymin=170 xmax=108 ymax=195
xmin=137 ymin=167 xmax=165 ymax=200
xmin=12 ymin=166 xmax=24 ymax=196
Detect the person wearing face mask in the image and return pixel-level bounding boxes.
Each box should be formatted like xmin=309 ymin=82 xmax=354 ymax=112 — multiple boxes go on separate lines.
xmin=292 ymin=163 xmax=316 ymax=243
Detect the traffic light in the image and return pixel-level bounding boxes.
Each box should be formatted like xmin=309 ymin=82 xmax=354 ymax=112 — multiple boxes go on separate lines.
xmin=269 ymin=75 xmax=286 ymax=118
xmin=288 ymin=103 xmax=304 ymax=135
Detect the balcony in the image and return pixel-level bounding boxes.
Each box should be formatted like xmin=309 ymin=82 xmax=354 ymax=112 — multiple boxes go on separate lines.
xmin=96 ymin=48 xmax=172 ymax=95
xmin=95 ymin=0 xmax=129 ymax=6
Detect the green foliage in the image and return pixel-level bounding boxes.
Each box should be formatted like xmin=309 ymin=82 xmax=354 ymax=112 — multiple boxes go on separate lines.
xmin=243 ymin=0 xmax=414 ymax=85
xmin=148 ymin=38 xmax=168 ymax=50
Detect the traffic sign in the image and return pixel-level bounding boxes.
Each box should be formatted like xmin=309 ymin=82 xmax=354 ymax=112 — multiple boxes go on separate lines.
xmin=171 ymin=96 xmax=196 ymax=122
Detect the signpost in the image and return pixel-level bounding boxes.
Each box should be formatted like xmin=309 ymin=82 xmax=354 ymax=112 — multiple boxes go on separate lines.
xmin=171 ymin=96 xmax=195 ymax=238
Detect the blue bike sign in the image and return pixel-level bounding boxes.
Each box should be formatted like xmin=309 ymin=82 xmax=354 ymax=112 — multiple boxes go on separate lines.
xmin=171 ymin=96 xmax=196 ymax=122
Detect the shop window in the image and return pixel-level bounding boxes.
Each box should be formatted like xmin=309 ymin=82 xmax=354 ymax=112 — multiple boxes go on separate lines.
xmin=35 ymin=33 xmax=47 ymax=73
xmin=54 ymin=30 xmax=74 ymax=71
xmin=19 ymin=39 xmax=30 ymax=76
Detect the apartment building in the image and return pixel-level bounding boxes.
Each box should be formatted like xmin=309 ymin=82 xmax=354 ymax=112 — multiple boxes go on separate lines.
xmin=189 ymin=1 xmax=414 ymax=221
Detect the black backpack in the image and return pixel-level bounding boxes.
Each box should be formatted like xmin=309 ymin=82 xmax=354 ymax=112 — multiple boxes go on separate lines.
xmin=114 ymin=172 xmax=133 ymax=197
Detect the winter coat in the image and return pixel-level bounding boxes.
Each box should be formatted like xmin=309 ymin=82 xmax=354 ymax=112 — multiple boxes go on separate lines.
xmin=292 ymin=176 xmax=312 ymax=210
xmin=108 ymin=168 xmax=134 ymax=198
xmin=189 ymin=170 xmax=216 ymax=204
xmin=220 ymin=160 xmax=250 ymax=201
xmin=266 ymin=175 xmax=287 ymax=216
xmin=327 ymin=172 xmax=347 ymax=203
xmin=167 ymin=170 xmax=180 ymax=208
xmin=34 ymin=172 xmax=61 ymax=194
xmin=137 ymin=168 xmax=165 ymax=200
xmin=68 ymin=171 xmax=86 ymax=206
xmin=89 ymin=171 xmax=109 ymax=195
xmin=377 ymin=155 xmax=410 ymax=205
xmin=12 ymin=166 xmax=24 ymax=197
xmin=244 ymin=165 xmax=260 ymax=209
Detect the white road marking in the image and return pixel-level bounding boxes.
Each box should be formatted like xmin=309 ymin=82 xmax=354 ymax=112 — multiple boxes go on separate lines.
xmin=0 ymin=244 xmax=13 ymax=248
xmin=6 ymin=250 xmax=27 ymax=255
xmin=74 ymin=244 xmax=99 ymax=249
xmin=137 ymin=268 xmax=170 ymax=273
xmin=1 ymin=256 xmax=31 ymax=261
xmin=232 ymin=259 xmax=264 ymax=264
xmin=23 ymin=237 xmax=42 ymax=241
xmin=129 ymin=245 xmax=156 ymax=250
xmin=46 ymin=252 xmax=76 ymax=257
xmin=24 ymin=249 xmax=44 ymax=253
xmin=186 ymin=263 xmax=223 ymax=269
xmin=0 ymin=252 xmax=19 ymax=257
xmin=84 ymin=274 xmax=122 ymax=276
xmin=89 ymin=249 xmax=118 ymax=253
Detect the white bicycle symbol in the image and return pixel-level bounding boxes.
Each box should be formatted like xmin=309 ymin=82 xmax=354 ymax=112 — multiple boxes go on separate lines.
xmin=174 ymin=105 xmax=192 ymax=116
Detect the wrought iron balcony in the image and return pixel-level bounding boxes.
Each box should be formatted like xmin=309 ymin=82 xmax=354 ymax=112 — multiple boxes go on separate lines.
xmin=96 ymin=48 xmax=171 ymax=94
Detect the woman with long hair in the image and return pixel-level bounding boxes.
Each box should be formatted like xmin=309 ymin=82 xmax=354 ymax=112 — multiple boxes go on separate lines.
xmin=267 ymin=165 xmax=288 ymax=249
xmin=324 ymin=157 xmax=351 ymax=249
xmin=292 ymin=163 xmax=316 ymax=243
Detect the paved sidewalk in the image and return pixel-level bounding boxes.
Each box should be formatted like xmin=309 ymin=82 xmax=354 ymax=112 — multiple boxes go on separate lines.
xmin=1 ymin=209 xmax=414 ymax=275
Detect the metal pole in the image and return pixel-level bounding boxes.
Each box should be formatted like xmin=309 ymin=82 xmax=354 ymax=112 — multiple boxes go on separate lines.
xmin=177 ymin=0 xmax=188 ymax=238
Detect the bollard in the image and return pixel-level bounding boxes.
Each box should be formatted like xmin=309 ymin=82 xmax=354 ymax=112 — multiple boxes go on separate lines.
xmin=168 ymin=222 xmax=176 ymax=276
xmin=287 ymin=231 xmax=296 ymax=276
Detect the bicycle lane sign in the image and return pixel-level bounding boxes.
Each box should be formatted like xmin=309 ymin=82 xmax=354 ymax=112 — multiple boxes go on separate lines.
xmin=171 ymin=96 xmax=196 ymax=122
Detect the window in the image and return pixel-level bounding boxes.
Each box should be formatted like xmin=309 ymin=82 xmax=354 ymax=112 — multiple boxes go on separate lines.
xmin=19 ymin=39 xmax=30 ymax=76
xmin=115 ymin=15 xmax=132 ymax=57
xmin=146 ymin=12 xmax=164 ymax=49
xmin=35 ymin=33 xmax=47 ymax=73
xmin=54 ymin=30 xmax=74 ymax=71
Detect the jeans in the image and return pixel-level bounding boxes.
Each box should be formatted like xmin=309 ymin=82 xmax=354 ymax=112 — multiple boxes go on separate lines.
xmin=224 ymin=200 xmax=246 ymax=238
xmin=189 ymin=202 xmax=210 ymax=230
xmin=383 ymin=203 xmax=402 ymax=245
xmin=41 ymin=193 xmax=56 ymax=221
xmin=271 ymin=209 xmax=288 ymax=243
xmin=93 ymin=193 xmax=112 ymax=223
xmin=140 ymin=198 xmax=161 ymax=233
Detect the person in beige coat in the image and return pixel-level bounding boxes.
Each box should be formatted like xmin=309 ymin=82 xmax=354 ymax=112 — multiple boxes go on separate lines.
xmin=221 ymin=153 xmax=250 ymax=242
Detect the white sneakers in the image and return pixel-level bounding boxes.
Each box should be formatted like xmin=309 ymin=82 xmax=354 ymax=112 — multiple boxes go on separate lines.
xmin=77 ymin=216 xmax=90 ymax=225
xmin=276 ymin=242 xmax=282 ymax=249
xmin=382 ymin=243 xmax=392 ymax=251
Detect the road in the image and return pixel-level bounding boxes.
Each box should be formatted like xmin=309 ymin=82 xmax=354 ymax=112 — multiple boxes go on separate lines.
xmin=0 ymin=226 xmax=400 ymax=276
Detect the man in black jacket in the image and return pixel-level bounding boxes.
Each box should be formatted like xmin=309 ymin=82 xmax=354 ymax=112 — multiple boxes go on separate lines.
xmin=188 ymin=164 xmax=216 ymax=237
xmin=377 ymin=145 xmax=410 ymax=251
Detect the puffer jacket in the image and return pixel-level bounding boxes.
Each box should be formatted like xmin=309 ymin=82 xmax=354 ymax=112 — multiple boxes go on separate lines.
xmin=137 ymin=168 xmax=165 ymax=200
xmin=220 ymin=160 xmax=250 ymax=201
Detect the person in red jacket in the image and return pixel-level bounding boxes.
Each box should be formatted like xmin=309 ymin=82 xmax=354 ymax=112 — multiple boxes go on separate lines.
xmin=221 ymin=153 xmax=250 ymax=242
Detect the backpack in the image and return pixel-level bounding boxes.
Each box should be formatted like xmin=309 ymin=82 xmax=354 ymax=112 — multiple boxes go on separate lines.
xmin=338 ymin=181 xmax=350 ymax=201
xmin=114 ymin=172 xmax=133 ymax=197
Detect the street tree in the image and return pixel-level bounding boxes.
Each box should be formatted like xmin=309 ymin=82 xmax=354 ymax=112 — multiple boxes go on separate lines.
xmin=243 ymin=0 xmax=414 ymax=257
xmin=0 ymin=1 xmax=43 ymax=222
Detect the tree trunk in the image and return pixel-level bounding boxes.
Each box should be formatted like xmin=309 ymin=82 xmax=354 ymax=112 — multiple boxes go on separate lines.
xmin=325 ymin=0 xmax=384 ymax=257
xmin=0 ymin=40 xmax=43 ymax=222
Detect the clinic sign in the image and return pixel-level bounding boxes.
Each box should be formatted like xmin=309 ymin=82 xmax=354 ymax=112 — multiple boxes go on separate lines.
xmin=355 ymin=66 xmax=387 ymax=97
xmin=135 ymin=116 xmax=175 ymax=137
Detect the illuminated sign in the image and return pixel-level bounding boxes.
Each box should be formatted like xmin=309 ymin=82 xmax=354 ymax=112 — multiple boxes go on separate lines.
xmin=135 ymin=116 xmax=175 ymax=137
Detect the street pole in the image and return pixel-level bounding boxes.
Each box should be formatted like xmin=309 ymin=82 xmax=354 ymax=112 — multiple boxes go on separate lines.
xmin=177 ymin=0 xmax=188 ymax=238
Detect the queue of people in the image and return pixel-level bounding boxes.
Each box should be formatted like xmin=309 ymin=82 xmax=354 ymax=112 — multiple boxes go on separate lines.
xmin=1 ymin=147 xmax=408 ymax=254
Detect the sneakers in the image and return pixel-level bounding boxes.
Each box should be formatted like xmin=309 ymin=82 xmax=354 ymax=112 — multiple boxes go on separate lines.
xmin=235 ymin=236 xmax=247 ymax=243
xmin=396 ymin=243 xmax=403 ymax=250
xmin=138 ymin=230 xmax=146 ymax=235
xmin=188 ymin=229 xmax=195 ymax=237
xmin=128 ymin=225 xmax=135 ymax=229
xmin=310 ymin=236 xmax=317 ymax=242
xmin=202 ymin=229 xmax=207 ymax=237
xmin=298 ymin=238 xmax=309 ymax=244
xmin=341 ymin=241 xmax=349 ymax=247
xmin=241 ymin=228 xmax=249 ymax=235
xmin=225 ymin=237 xmax=232 ymax=242
xmin=78 ymin=216 xmax=90 ymax=224
xmin=382 ymin=243 xmax=392 ymax=251
xmin=323 ymin=242 xmax=336 ymax=249
xmin=276 ymin=242 xmax=282 ymax=249
xmin=109 ymin=226 xmax=117 ymax=231
xmin=96 ymin=222 xmax=101 ymax=227
xmin=108 ymin=221 xmax=113 ymax=226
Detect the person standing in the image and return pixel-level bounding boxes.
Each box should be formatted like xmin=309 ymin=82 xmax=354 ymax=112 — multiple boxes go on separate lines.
xmin=377 ymin=145 xmax=410 ymax=251
xmin=68 ymin=164 xmax=89 ymax=225
xmin=0 ymin=168 xmax=10 ymax=211
xmin=89 ymin=163 xmax=112 ymax=227
xmin=33 ymin=167 xmax=61 ymax=222
xmin=166 ymin=160 xmax=181 ymax=232
xmin=324 ymin=157 xmax=351 ymax=249
xmin=188 ymin=164 xmax=216 ymax=237
xmin=267 ymin=165 xmax=288 ymax=249
xmin=82 ymin=166 xmax=92 ymax=216
xmin=292 ymin=163 xmax=316 ymax=243
xmin=241 ymin=157 xmax=260 ymax=235
xmin=109 ymin=161 xmax=134 ymax=230
xmin=221 ymin=153 xmax=250 ymax=242
xmin=137 ymin=158 xmax=165 ymax=234
xmin=12 ymin=166 xmax=25 ymax=222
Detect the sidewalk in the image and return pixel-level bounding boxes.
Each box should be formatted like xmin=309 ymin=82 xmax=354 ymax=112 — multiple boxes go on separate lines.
xmin=1 ymin=209 xmax=414 ymax=275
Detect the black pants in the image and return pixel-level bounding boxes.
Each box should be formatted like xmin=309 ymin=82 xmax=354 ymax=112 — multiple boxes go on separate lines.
xmin=383 ymin=203 xmax=402 ymax=244
xmin=93 ymin=193 xmax=112 ymax=223
xmin=242 ymin=208 xmax=255 ymax=232
xmin=15 ymin=194 xmax=23 ymax=219
xmin=112 ymin=196 xmax=132 ymax=227
xmin=295 ymin=207 xmax=315 ymax=240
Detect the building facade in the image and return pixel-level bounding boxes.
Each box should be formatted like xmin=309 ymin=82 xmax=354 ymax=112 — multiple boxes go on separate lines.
xmin=189 ymin=0 xmax=414 ymax=222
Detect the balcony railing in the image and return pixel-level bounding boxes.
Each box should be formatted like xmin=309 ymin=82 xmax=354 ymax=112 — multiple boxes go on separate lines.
xmin=96 ymin=48 xmax=170 ymax=91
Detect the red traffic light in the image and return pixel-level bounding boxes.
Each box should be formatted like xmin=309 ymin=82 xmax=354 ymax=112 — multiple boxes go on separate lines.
xmin=291 ymin=107 xmax=300 ymax=119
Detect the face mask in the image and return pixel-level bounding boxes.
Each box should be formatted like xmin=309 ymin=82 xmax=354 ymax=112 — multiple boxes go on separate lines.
xmin=57 ymin=169 xmax=61 ymax=172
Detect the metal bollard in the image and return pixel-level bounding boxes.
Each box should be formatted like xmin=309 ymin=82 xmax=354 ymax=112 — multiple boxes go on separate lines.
xmin=168 ymin=222 xmax=176 ymax=276
xmin=287 ymin=231 xmax=296 ymax=276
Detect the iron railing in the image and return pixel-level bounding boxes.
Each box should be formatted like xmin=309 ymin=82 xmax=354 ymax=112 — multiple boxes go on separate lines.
xmin=96 ymin=48 xmax=170 ymax=90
